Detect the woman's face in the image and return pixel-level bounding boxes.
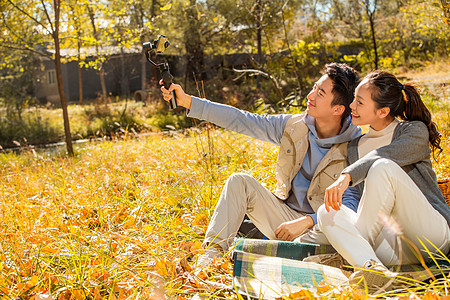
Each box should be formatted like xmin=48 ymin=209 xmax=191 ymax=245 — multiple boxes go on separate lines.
xmin=350 ymin=79 xmax=387 ymax=130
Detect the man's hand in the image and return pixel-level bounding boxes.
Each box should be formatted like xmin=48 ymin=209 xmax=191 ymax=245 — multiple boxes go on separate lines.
xmin=160 ymin=81 xmax=192 ymax=109
xmin=324 ymin=173 xmax=351 ymax=212
xmin=275 ymin=216 xmax=314 ymax=241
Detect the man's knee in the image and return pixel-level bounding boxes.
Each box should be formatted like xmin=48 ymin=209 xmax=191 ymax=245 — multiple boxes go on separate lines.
xmin=226 ymin=172 xmax=254 ymax=187
xmin=221 ymin=173 xmax=255 ymax=207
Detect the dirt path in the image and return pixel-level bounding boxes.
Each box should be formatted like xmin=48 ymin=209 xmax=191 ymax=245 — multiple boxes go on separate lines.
xmin=399 ymin=62 xmax=450 ymax=102
xmin=408 ymin=74 xmax=450 ymax=102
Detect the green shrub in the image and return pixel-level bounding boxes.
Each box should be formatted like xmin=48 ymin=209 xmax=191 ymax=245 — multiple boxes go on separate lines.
xmin=0 ymin=106 xmax=62 ymax=148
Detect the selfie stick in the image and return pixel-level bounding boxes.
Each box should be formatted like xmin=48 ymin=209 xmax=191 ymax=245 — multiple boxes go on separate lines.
xmin=143 ymin=35 xmax=177 ymax=109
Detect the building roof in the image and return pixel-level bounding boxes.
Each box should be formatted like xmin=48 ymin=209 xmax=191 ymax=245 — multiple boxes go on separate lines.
xmin=47 ymin=45 xmax=143 ymax=58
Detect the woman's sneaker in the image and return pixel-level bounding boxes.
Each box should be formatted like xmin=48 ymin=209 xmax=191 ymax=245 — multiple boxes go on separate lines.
xmin=349 ymin=260 xmax=413 ymax=294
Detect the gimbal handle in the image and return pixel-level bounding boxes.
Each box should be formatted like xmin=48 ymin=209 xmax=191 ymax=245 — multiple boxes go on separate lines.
xmin=160 ymin=63 xmax=177 ymax=109
xmin=144 ymin=49 xmax=177 ymax=109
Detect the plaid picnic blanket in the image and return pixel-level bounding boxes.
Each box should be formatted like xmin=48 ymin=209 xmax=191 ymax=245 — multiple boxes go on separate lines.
xmin=233 ymin=238 xmax=336 ymax=260
xmin=232 ymin=238 xmax=450 ymax=299
xmin=232 ymin=251 xmax=348 ymax=299
xmin=232 ymin=239 xmax=345 ymax=299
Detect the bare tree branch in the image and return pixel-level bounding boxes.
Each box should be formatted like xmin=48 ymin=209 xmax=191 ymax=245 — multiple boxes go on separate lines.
xmin=233 ymin=68 xmax=281 ymax=90
xmin=232 ymin=68 xmax=303 ymax=107
xmin=6 ymin=0 xmax=52 ymax=35
xmin=0 ymin=44 xmax=53 ymax=60
xmin=41 ymin=0 xmax=55 ymax=34
xmin=280 ymin=1 xmax=303 ymax=95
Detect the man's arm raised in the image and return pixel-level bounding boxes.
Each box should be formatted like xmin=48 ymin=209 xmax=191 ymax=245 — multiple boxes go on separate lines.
xmin=160 ymin=82 xmax=291 ymax=146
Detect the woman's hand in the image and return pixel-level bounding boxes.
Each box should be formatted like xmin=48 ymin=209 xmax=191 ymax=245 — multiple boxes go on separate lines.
xmin=275 ymin=216 xmax=314 ymax=241
xmin=160 ymin=81 xmax=192 ymax=109
xmin=324 ymin=173 xmax=352 ymax=212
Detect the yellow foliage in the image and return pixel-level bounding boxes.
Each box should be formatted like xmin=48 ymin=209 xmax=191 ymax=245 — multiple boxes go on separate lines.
xmin=191 ymin=241 xmax=203 ymax=252
xmin=143 ymin=225 xmax=154 ymax=233
xmin=58 ymin=291 xmax=71 ymax=300
xmin=422 ymin=292 xmax=441 ymax=300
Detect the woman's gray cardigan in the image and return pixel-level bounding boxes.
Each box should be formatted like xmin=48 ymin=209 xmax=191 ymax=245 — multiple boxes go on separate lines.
xmin=344 ymin=120 xmax=450 ymax=228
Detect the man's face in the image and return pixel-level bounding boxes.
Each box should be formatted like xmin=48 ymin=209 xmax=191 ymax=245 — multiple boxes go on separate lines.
xmin=305 ymin=74 xmax=337 ymax=120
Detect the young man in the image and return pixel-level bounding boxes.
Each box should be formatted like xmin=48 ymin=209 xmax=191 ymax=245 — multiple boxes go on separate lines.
xmin=161 ymin=63 xmax=361 ymax=264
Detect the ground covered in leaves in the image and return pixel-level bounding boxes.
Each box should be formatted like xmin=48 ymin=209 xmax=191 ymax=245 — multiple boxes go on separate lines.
xmin=0 ymin=65 xmax=449 ymax=299
xmin=0 ymin=127 xmax=280 ymax=299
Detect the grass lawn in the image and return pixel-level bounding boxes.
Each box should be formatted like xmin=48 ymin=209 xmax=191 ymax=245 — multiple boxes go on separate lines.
xmin=0 ymin=62 xmax=449 ymax=299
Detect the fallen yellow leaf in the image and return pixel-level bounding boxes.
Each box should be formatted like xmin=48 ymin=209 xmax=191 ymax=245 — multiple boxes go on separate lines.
xmin=93 ymin=287 xmax=103 ymax=300
xmin=71 ymin=289 xmax=86 ymax=300
xmin=191 ymin=241 xmax=202 ymax=252
xmin=41 ymin=245 xmax=58 ymax=254
xmin=27 ymin=275 xmax=39 ymax=288
xmin=155 ymin=259 xmax=169 ymax=277
xmin=192 ymin=214 xmax=207 ymax=226
xmin=143 ymin=225 xmax=154 ymax=233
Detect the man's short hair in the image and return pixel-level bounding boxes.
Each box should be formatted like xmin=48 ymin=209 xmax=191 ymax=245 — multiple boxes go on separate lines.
xmin=323 ymin=63 xmax=360 ymax=122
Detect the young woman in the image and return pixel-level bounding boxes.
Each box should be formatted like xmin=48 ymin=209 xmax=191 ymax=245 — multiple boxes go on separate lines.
xmin=314 ymin=70 xmax=450 ymax=291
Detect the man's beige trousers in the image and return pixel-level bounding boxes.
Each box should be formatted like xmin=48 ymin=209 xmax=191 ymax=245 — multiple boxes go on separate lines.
xmin=203 ymin=172 xmax=328 ymax=251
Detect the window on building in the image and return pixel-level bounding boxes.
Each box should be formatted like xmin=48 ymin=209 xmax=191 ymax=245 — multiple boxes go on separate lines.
xmin=48 ymin=70 xmax=56 ymax=84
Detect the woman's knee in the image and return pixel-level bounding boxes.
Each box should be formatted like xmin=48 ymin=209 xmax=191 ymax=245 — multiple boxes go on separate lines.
xmin=317 ymin=204 xmax=338 ymax=229
xmin=367 ymin=158 xmax=400 ymax=180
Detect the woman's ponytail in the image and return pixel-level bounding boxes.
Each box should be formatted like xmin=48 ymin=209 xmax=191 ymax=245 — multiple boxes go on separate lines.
xmin=402 ymin=84 xmax=442 ymax=154
xmin=365 ymin=71 xmax=442 ymax=155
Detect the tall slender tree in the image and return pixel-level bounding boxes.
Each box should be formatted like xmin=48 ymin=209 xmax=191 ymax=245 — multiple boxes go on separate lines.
xmin=86 ymin=3 xmax=108 ymax=101
xmin=1 ymin=0 xmax=74 ymax=156
xmin=65 ymin=0 xmax=89 ymax=104
xmin=363 ymin=0 xmax=379 ymax=69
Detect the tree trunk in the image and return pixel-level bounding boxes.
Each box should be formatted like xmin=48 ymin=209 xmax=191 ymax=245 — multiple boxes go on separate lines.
xmin=184 ymin=0 xmax=205 ymax=86
xmin=100 ymin=67 xmax=107 ymax=100
xmin=141 ymin=52 xmax=147 ymax=91
xmin=71 ymin=1 xmax=83 ymax=105
xmin=78 ymin=62 xmax=83 ymax=104
xmin=256 ymin=0 xmax=262 ymax=90
xmin=77 ymin=39 xmax=83 ymax=104
xmin=54 ymin=0 xmax=74 ymax=156
xmin=151 ymin=0 xmax=157 ymax=19
xmin=369 ymin=12 xmax=378 ymax=70
xmin=441 ymin=0 xmax=450 ymax=27
xmin=120 ymin=47 xmax=128 ymax=97
xmin=364 ymin=0 xmax=378 ymax=70
xmin=132 ymin=1 xmax=147 ymax=93
xmin=87 ymin=4 xmax=107 ymax=101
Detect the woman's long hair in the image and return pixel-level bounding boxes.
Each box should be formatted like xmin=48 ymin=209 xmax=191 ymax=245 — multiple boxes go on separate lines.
xmin=364 ymin=70 xmax=442 ymax=155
